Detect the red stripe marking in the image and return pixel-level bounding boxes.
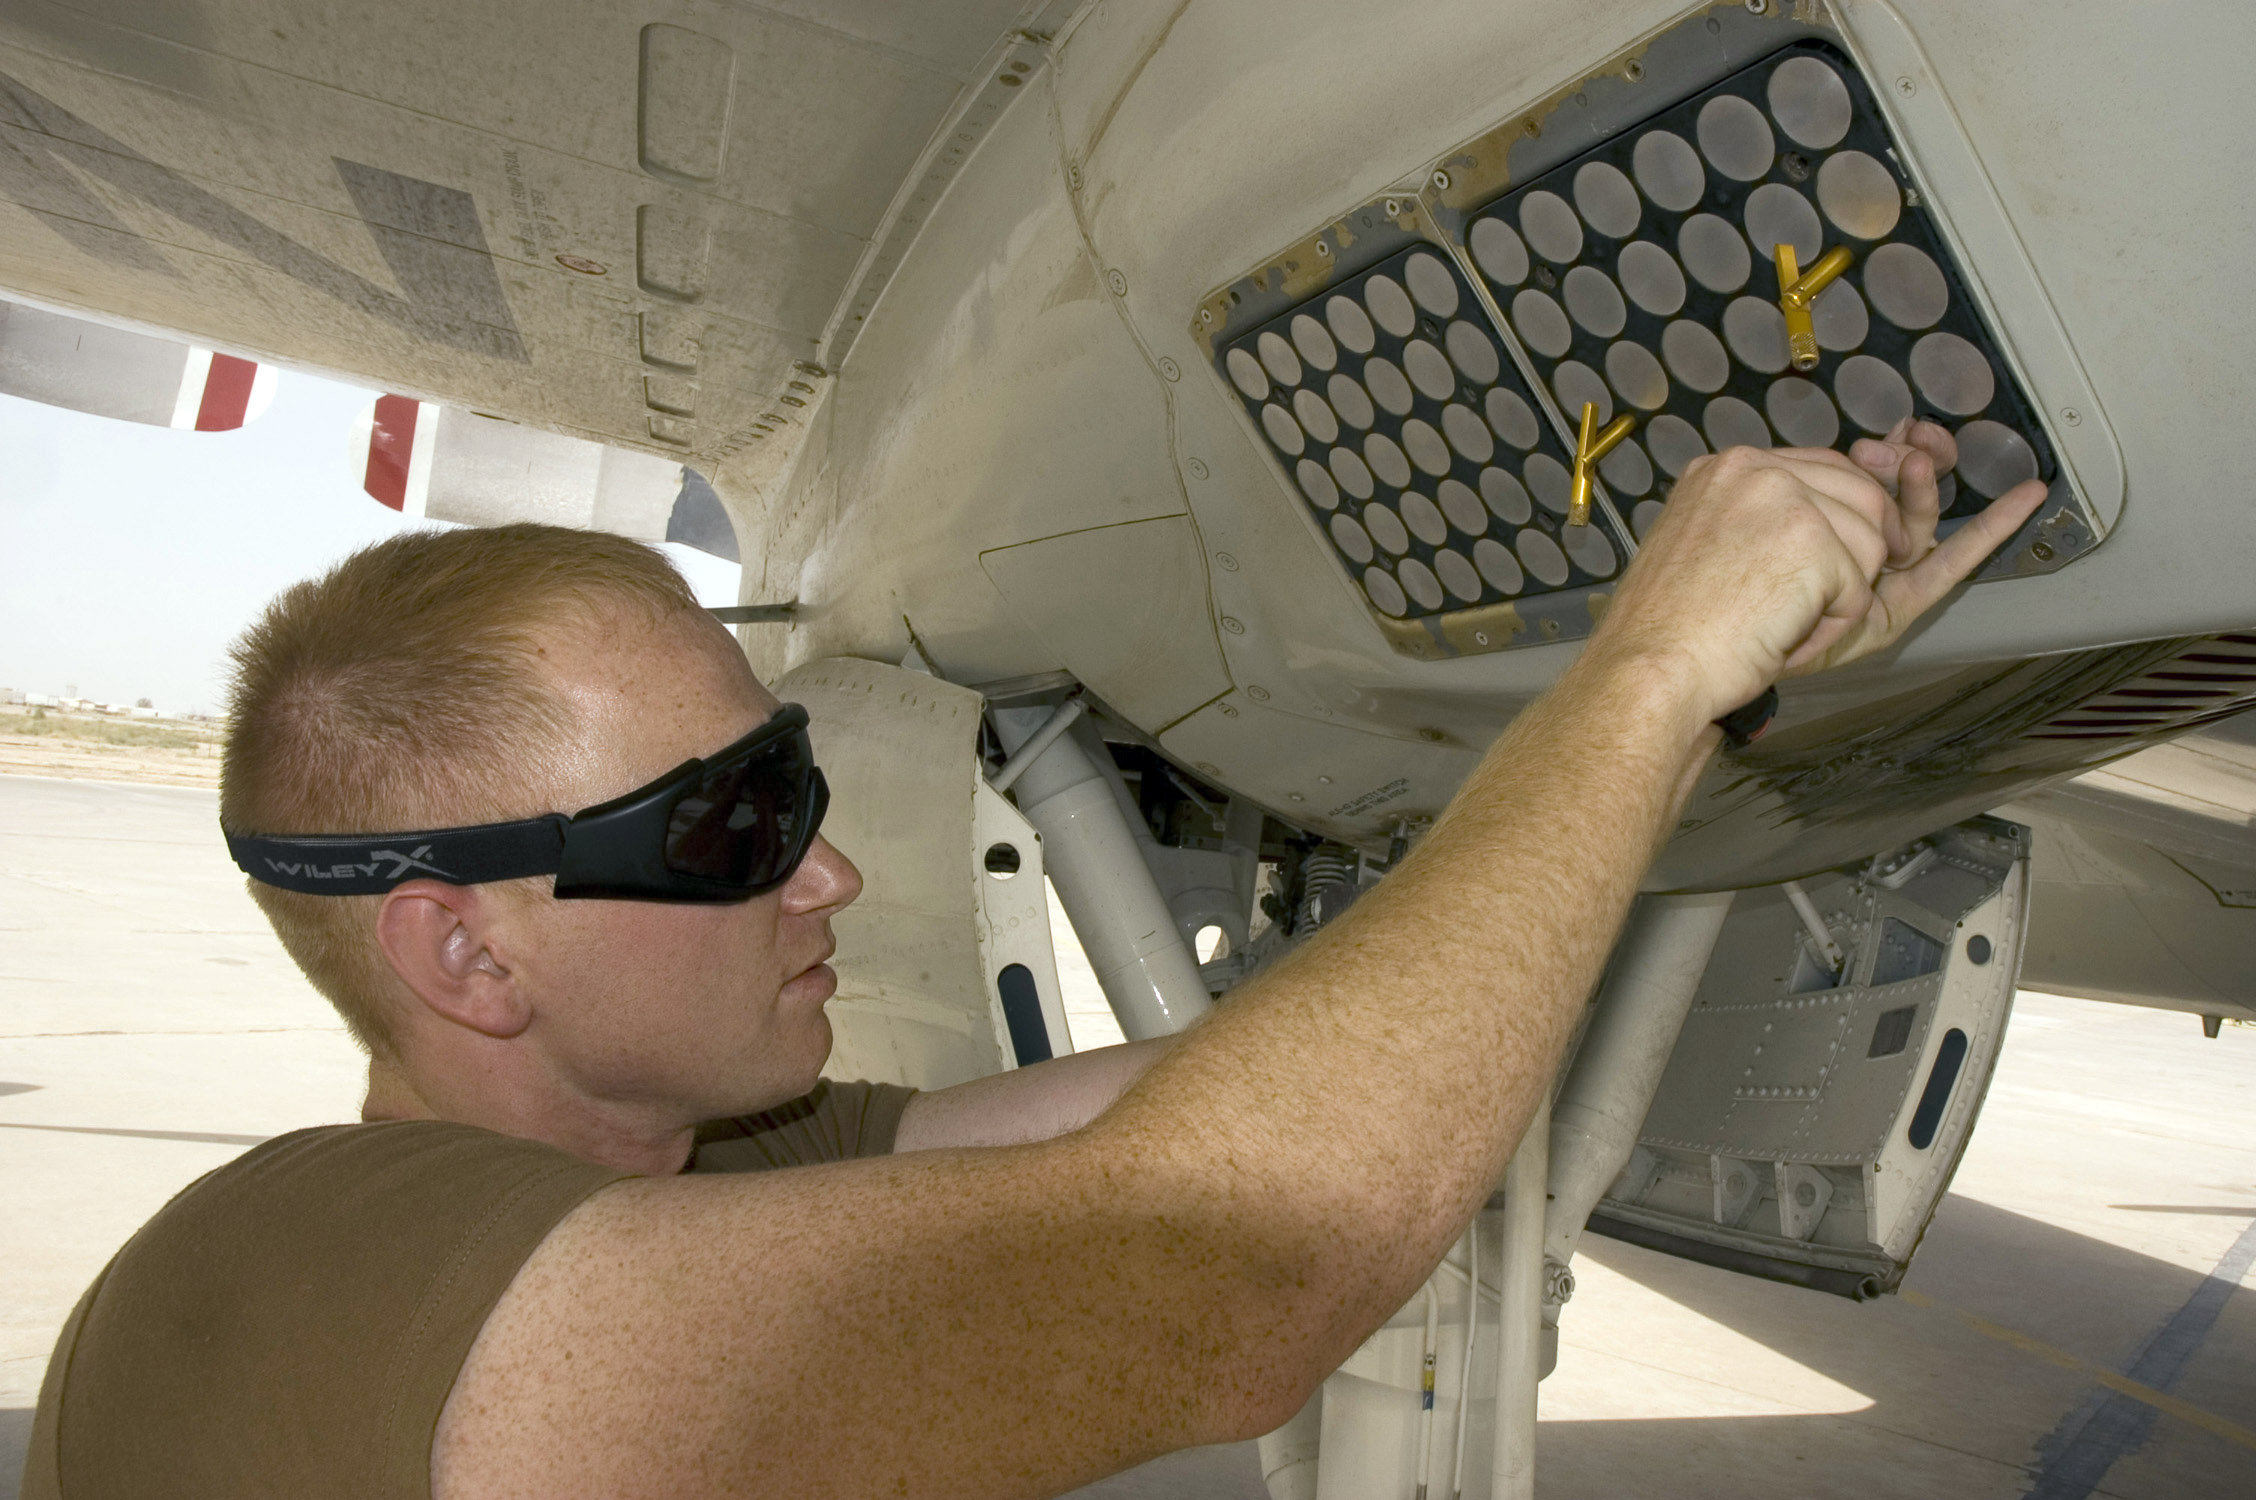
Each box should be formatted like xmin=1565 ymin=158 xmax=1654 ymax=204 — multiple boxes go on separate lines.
xmin=194 ymin=353 xmax=259 ymax=431
xmin=363 ymin=395 xmax=420 ymax=511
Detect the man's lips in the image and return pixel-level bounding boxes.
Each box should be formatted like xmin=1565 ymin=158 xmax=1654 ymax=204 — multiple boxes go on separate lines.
xmin=782 ymin=945 xmax=837 ymax=996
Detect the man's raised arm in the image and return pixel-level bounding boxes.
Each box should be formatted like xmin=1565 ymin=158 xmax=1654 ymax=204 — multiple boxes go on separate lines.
xmin=433 ymin=436 xmax=2042 ymax=1499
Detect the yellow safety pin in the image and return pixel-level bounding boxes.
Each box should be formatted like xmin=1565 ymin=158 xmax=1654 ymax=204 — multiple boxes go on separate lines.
xmin=1774 ymin=242 xmax=1854 ymax=372
xmin=1568 ymin=402 xmax=1635 ymax=528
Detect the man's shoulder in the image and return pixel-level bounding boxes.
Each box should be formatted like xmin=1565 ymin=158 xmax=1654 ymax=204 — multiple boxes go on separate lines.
xmin=118 ymin=1119 xmax=617 ymax=1257
xmin=32 ymin=1121 xmax=633 ymax=1498
xmin=102 ymin=1117 xmax=637 ymax=1350
xmin=177 ymin=1116 xmax=605 ymax=1201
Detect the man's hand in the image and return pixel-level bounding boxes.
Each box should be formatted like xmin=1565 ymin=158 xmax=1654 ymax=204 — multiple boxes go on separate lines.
xmin=1592 ymin=419 xmax=2047 ymax=724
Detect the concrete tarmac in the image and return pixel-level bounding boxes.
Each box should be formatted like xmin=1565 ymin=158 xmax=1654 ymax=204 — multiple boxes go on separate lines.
xmin=4 ymin=774 xmax=2253 ymax=1498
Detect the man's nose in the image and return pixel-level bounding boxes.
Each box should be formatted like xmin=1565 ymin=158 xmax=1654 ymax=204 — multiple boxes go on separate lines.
xmin=783 ymin=836 xmax=862 ymax=915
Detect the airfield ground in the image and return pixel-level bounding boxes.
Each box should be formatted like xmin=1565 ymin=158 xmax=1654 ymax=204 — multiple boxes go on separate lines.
xmin=3 ymin=771 xmax=2251 ymax=1499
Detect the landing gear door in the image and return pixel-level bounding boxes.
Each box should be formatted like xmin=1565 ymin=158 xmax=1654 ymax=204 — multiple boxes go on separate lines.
xmin=781 ymin=657 xmax=1066 ymax=1090
xmin=1592 ymin=819 xmax=2030 ymax=1298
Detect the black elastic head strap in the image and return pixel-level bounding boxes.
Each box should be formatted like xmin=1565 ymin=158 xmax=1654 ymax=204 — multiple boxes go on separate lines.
xmin=225 ymin=816 xmax=568 ymax=896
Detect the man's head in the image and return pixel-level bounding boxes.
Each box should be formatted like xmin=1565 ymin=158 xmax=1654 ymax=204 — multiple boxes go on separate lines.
xmin=221 ymin=524 xmax=860 ymax=1133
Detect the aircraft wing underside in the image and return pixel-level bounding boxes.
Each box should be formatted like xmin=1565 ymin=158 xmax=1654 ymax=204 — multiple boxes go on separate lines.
xmin=0 ymin=0 xmax=1071 ymax=482
xmin=3 ymin=0 xmax=2253 ymax=907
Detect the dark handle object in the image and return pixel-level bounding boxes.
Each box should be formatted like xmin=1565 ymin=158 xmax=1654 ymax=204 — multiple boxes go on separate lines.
xmin=1715 ymin=686 xmax=1779 ymax=749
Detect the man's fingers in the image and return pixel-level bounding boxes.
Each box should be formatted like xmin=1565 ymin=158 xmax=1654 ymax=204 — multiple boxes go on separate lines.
xmin=1890 ymin=448 xmax=1942 ymax=562
xmin=1881 ymin=478 xmax=2048 ymax=619
xmin=1782 ymin=563 xmax=1875 ymax=673
xmin=1804 ymin=488 xmax=1890 ymax=580
xmin=1763 ymin=444 xmax=1870 ymax=476
xmin=1848 ymin=436 xmax=1902 ymax=494
xmin=1783 ymin=611 xmax=1857 ymax=672
xmin=1756 ymin=450 xmax=1896 ymax=532
xmin=1904 ymin=418 xmax=1959 ymax=476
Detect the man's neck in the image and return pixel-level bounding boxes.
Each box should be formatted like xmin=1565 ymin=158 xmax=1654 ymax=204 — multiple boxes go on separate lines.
xmin=361 ymin=1058 xmax=700 ymax=1175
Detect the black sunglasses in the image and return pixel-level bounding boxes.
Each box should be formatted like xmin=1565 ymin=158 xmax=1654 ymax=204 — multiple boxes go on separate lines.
xmin=225 ymin=705 xmax=830 ymax=903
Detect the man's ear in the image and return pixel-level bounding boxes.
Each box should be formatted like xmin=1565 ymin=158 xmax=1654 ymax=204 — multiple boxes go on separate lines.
xmin=374 ymin=881 xmax=532 ymax=1040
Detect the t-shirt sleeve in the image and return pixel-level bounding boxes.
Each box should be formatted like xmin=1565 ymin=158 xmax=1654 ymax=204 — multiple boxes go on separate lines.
xmin=28 ymin=1122 xmax=631 ymax=1500
xmin=689 ymin=1078 xmax=917 ymax=1173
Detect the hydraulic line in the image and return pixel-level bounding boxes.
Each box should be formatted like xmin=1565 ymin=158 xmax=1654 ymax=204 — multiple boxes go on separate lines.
xmin=1416 ymin=1283 xmax=1439 ymax=1499
xmin=990 ymin=707 xmax=1210 ymax=1039
xmin=1451 ymin=1220 xmax=1478 ymax=1500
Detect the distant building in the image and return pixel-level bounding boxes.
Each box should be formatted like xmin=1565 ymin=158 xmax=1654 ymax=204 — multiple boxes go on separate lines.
xmin=26 ymin=694 xmax=61 ymax=708
xmin=1 ymin=686 xmax=22 ymax=705
xmin=129 ymin=706 xmax=160 ymax=719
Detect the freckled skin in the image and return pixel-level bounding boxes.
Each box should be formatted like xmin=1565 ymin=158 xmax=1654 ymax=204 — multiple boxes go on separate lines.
xmin=424 ymin=436 xmax=2042 ymax=1497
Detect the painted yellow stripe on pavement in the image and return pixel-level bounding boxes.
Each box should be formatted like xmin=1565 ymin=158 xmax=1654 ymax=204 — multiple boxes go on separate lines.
xmin=1900 ymin=1288 xmax=2256 ymax=1455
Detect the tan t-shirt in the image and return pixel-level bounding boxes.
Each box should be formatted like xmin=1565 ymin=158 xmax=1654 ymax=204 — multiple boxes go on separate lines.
xmin=22 ymin=1079 xmax=915 ymax=1499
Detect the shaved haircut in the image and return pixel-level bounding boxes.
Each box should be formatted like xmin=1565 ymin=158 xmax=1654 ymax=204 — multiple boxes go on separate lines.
xmin=220 ymin=524 xmax=706 ymax=1057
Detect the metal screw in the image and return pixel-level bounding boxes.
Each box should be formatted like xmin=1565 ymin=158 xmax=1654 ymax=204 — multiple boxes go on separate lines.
xmin=1896 ymin=76 xmax=1917 ymax=97
xmin=1199 ymin=309 xmax=1212 ymax=324
xmin=2060 ymin=407 xmax=2082 ymax=426
xmin=1383 ymin=198 xmax=1401 ymax=218
xmin=1221 ymin=615 xmax=1246 ymax=635
xmin=1523 ymin=118 xmax=1541 ymax=138
xmin=1745 ymin=0 xmax=1768 ymax=13
xmin=1317 ymin=775 xmax=1333 ymax=785
xmin=1781 ymin=152 xmax=1811 ymax=183
xmin=1215 ymin=550 xmax=1238 ymax=570
xmin=1187 ymin=457 xmax=1210 ymax=480
xmin=1247 ymin=685 xmax=1271 ymax=701
xmin=1106 ymin=268 xmax=1128 ymax=296
xmin=1418 ymin=726 xmax=1447 ymax=742
xmin=2031 ymin=541 xmax=2056 ymax=561
xmin=1196 ymin=762 xmax=1222 ymax=776
xmin=1158 ymin=356 xmax=1181 ymax=381
xmin=1474 ymin=631 xmax=1490 ymax=645
xmin=1219 ymin=702 xmax=1240 ymax=718
xmin=1431 ymin=169 xmax=1451 ymax=191
xmin=1545 ymin=1261 xmax=1577 ymax=1305
xmin=1288 ymin=792 xmax=1305 ymax=802
xmin=1067 ymin=164 xmax=1082 ymax=189
xmin=1624 ymin=60 xmax=1645 ymax=83
xmin=1316 ymin=240 xmax=1331 ymax=257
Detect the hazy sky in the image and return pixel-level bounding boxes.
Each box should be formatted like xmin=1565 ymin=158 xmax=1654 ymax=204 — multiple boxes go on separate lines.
xmin=0 ymin=372 xmax=739 ymax=715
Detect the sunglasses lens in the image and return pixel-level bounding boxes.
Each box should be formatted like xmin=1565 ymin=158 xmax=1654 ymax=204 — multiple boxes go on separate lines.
xmin=663 ymin=727 xmax=822 ymax=889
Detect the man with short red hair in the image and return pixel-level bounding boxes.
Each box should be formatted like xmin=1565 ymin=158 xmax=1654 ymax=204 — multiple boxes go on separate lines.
xmin=25 ymin=427 xmax=2039 ymax=1498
